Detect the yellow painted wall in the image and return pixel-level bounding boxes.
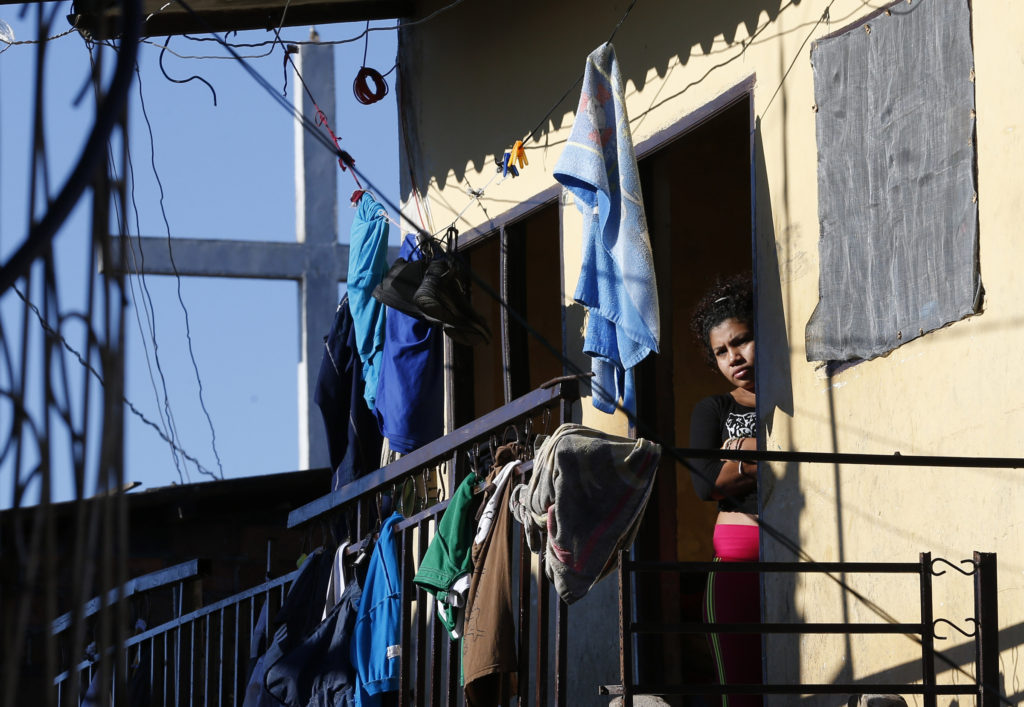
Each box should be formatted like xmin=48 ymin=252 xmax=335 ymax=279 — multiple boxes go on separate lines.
xmin=399 ymin=0 xmax=1024 ymax=703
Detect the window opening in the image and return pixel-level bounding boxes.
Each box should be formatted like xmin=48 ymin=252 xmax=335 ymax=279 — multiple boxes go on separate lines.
xmin=449 ymin=202 xmax=562 ymax=428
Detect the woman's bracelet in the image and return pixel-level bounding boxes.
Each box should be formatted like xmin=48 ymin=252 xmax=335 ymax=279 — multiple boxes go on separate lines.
xmin=738 ymin=459 xmax=756 ymax=479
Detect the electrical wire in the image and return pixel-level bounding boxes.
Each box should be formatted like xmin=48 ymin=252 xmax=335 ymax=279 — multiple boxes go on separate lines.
xmin=103 ymin=136 xmax=190 ymax=486
xmin=522 ymin=0 xmax=637 ymax=144
xmin=170 ymin=0 xmax=358 ymax=180
xmin=12 ymin=286 xmax=217 ymax=478
xmin=0 ymin=26 xmax=75 ymax=55
xmin=159 ymin=35 xmax=217 ymax=106
xmin=119 ymin=64 xmax=193 ymax=484
xmin=135 ymin=58 xmax=225 ymax=480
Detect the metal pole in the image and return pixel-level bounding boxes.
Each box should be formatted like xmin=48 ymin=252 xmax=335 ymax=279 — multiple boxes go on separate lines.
xmin=974 ymin=552 xmax=999 ymax=707
xmin=919 ymin=553 xmax=936 ymax=707
xmin=618 ymin=550 xmax=634 ymax=707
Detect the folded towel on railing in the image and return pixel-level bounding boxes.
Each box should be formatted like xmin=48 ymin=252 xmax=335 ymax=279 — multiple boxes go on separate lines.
xmin=508 ymin=424 xmax=661 ymax=604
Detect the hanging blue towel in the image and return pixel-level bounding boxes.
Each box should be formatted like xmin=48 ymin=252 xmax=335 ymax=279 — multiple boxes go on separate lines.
xmin=348 ymin=192 xmax=391 ymax=410
xmin=553 ymin=42 xmax=660 ymax=416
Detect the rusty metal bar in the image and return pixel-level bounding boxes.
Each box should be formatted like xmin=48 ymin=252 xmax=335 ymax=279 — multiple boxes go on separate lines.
xmin=975 ymin=552 xmax=1000 ymax=707
xmin=618 ymin=550 xmax=633 ymax=707
xmin=416 ymin=519 xmax=429 ymax=707
xmin=554 ymin=375 xmax=568 ymax=707
xmin=175 ymin=622 xmax=182 ymax=707
xmin=446 ymin=616 xmax=458 ymax=707
xmin=691 ymin=447 xmax=1024 ymax=469
xmin=430 ymin=516 xmax=443 ymax=707
xmin=554 ymin=598 xmax=567 ymax=707
xmin=203 ymin=615 xmax=210 ymax=702
xmin=627 ymin=683 xmax=979 ymax=696
xmin=535 ymin=570 xmax=549 ymax=707
xmin=164 ymin=631 xmax=169 ymax=706
xmin=919 ymin=553 xmax=936 ymax=707
xmin=500 ymin=225 xmax=513 ymax=404
xmin=630 ymin=621 xmax=924 ymax=634
xmin=400 ymin=527 xmax=414 ymax=706
xmin=218 ymin=608 xmax=224 ymax=707
xmin=627 ymin=560 xmax=920 ymax=573
xmin=517 ymin=526 xmax=531 ymax=707
xmin=233 ymin=602 xmax=239 ymax=707
xmin=189 ymin=620 xmax=195 ymax=707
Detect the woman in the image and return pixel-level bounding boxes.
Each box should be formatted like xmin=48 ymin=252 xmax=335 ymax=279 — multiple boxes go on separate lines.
xmin=688 ymin=275 xmax=762 ymax=706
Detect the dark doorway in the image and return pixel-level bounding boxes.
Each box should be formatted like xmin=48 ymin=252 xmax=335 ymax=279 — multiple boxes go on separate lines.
xmin=633 ymin=91 xmax=755 ymax=697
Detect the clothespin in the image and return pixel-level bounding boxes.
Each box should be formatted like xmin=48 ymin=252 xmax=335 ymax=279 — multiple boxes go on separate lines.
xmin=338 ymin=149 xmax=355 ymax=172
xmin=499 ymin=151 xmax=519 ymax=178
xmin=350 ymin=189 xmax=366 ymax=205
xmin=509 ymin=140 xmax=528 ymax=170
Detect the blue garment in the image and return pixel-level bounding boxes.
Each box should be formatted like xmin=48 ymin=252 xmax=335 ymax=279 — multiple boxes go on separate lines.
xmin=374 ymin=234 xmax=444 ymax=453
xmin=351 ymin=513 xmax=403 ymax=706
xmin=348 ymin=192 xmax=392 ymax=409
xmin=553 ymin=42 xmax=660 ymax=416
xmin=315 ymin=295 xmax=384 ymax=495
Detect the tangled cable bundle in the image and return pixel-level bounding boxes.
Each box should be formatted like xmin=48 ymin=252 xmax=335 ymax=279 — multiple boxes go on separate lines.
xmin=353 ymin=66 xmax=388 ymax=104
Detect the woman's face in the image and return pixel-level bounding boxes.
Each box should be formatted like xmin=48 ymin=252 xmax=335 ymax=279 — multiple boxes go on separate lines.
xmin=708 ymin=317 xmax=755 ymax=391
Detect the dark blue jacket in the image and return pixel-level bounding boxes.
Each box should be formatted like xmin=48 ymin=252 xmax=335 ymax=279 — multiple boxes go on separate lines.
xmin=265 ymin=577 xmax=362 ymax=707
xmin=314 ymin=295 xmax=384 ymax=496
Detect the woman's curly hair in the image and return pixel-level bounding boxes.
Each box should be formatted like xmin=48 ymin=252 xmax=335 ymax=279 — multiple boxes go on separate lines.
xmin=689 ymin=273 xmax=754 ymax=368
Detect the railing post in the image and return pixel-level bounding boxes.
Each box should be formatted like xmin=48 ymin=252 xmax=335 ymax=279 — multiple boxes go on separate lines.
xmin=974 ymin=551 xmax=999 ymax=707
xmin=619 ymin=550 xmax=633 ymax=707
xmin=518 ymin=527 xmax=532 ymax=707
xmin=233 ymin=602 xmax=240 ymax=706
xmin=536 ymin=569 xmax=550 ymax=707
xmin=446 ymin=612 xmax=458 ymax=707
xmin=919 ymin=552 xmax=936 ymax=707
xmin=416 ymin=519 xmax=429 ymax=707
xmin=555 ymin=598 xmax=568 ymax=707
xmin=401 ymin=528 xmax=414 ymax=706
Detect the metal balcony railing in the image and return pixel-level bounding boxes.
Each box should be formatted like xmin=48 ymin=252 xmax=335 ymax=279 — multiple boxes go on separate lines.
xmin=51 ymin=374 xmax=1007 ymax=706
xmin=609 ymin=550 xmax=1001 ymax=706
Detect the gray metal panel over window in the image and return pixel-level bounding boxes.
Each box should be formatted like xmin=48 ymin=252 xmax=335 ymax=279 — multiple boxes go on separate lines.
xmin=804 ymin=0 xmax=980 ymax=362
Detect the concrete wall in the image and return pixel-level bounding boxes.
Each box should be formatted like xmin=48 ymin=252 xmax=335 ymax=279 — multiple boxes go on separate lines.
xmin=398 ymin=0 xmax=1024 ymax=704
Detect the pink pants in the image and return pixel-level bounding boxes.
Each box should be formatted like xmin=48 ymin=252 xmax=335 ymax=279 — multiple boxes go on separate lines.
xmin=704 ymin=524 xmax=763 ymax=707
